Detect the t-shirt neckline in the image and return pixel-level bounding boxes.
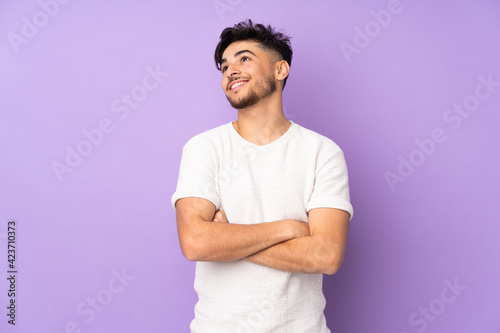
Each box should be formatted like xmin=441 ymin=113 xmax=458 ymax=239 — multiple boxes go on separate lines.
xmin=229 ymin=120 xmax=296 ymax=148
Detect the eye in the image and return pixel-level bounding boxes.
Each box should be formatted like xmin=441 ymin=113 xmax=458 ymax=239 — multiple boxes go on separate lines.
xmin=221 ymin=65 xmax=228 ymax=73
xmin=241 ymin=56 xmax=250 ymax=62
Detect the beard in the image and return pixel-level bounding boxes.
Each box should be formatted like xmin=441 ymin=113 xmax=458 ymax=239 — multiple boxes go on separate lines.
xmin=226 ymin=74 xmax=277 ymax=109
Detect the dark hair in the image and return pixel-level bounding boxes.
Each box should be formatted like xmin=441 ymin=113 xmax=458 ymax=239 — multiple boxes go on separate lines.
xmin=214 ymin=19 xmax=293 ymax=89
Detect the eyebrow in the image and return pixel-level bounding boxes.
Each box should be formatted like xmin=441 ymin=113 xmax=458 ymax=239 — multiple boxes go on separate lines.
xmin=220 ymin=49 xmax=257 ymax=65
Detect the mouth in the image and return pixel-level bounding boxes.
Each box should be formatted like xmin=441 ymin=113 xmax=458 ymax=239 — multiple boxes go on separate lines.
xmin=228 ymin=79 xmax=249 ymax=92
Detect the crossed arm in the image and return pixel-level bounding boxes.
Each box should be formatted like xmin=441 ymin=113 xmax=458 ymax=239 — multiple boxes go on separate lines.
xmin=175 ymin=197 xmax=350 ymax=275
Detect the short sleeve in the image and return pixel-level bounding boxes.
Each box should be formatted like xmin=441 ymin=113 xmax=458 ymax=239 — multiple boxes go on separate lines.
xmin=306 ymin=138 xmax=353 ymax=220
xmin=171 ymin=136 xmax=220 ymax=211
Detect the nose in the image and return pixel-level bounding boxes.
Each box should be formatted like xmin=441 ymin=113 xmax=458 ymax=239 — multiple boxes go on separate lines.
xmin=225 ymin=63 xmax=240 ymax=78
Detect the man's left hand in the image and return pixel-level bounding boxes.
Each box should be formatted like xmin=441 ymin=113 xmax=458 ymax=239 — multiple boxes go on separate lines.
xmin=213 ymin=210 xmax=228 ymax=223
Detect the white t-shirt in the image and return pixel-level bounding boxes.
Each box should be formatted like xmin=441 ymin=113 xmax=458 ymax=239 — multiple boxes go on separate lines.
xmin=171 ymin=121 xmax=353 ymax=333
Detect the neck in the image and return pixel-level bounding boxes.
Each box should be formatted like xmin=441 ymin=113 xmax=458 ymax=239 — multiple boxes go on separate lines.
xmin=233 ymin=93 xmax=291 ymax=146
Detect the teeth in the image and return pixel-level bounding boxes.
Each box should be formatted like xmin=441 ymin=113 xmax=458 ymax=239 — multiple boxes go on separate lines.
xmin=230 ymin=81 xmax=247 ymax=90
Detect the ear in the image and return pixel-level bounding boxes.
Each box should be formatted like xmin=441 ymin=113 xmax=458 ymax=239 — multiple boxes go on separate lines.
xmin=275 ymin=60 xmax=290 ymax=83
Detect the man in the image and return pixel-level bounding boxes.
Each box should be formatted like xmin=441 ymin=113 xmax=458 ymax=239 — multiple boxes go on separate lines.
xmin=171 ymin=20 xmax=353 ymax=332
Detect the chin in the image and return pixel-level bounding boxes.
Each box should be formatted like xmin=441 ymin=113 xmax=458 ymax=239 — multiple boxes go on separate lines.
xmin=227 ymin=93 xmax=260 ymax=110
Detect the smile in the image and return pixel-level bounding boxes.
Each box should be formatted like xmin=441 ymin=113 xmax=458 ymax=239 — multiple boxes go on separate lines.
xmin=229 ymin=80 xmax=249 ymax=91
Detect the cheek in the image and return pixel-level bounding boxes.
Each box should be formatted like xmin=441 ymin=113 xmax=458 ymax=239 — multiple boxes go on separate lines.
xmin=249 ymin=65 xmax=269 ymax=80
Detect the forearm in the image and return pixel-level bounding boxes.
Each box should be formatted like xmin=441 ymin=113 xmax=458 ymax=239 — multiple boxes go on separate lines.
xmin=244 ymin=234 xmax=344 ymax=275
xmin=180 ymin=219 xmax=300 ymax=262
xmin=176 ymin=198 xmax=309 ymax=262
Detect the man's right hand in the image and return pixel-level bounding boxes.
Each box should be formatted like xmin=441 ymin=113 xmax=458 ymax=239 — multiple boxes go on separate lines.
xmin=211 ymin=211 xmax=308 ymax=239
xmin=175 ymin=197 xmax=309 ymax=262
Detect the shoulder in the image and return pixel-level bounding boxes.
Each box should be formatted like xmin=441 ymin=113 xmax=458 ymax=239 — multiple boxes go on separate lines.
xmin=293 ymin=122 xmax=343 ymax=154
xmin=183 ymin=122 xmax=232 ymax=151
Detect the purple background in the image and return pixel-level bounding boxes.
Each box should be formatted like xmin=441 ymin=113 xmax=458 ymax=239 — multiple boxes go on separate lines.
xmin=1 ymin=0 xmax=499 ymax=332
